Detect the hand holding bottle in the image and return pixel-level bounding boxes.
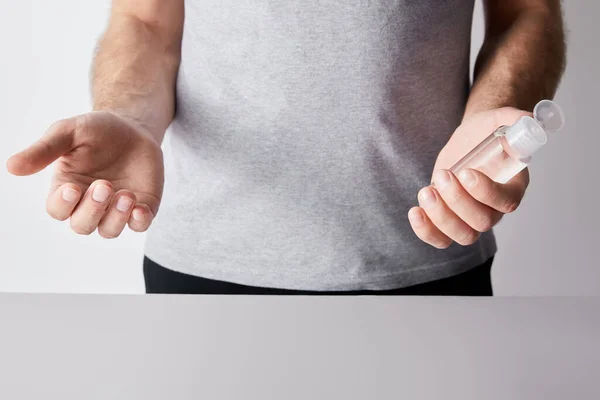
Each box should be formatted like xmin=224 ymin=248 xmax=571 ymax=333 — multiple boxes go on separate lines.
xmin=408 ymin=106 xmax=540 ymax=249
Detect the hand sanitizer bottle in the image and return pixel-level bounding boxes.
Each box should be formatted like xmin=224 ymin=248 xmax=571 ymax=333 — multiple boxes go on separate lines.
xmin=450 ymin=100 xmax=565 ymax=184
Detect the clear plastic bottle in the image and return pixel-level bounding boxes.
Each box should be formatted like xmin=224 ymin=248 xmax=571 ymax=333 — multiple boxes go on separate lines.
xmin=449 ymin=100 xmax=565 ymax=184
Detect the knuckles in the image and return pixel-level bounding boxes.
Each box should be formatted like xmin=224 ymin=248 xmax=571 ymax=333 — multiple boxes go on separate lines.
xmin=455 ymin=230 xmax=480 ymax=246
xmin=502 ymin=199 xmax=521 ymax=214
xmin=415 ymin=223 xmax=452 ymax=249
xmin=434 ymin=240 xmax=453 ymax=249
xmin=472 ymin=213 xmax=496 ymax=233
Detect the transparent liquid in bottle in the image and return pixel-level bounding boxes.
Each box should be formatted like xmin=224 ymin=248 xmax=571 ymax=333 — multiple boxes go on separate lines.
xmin=444 ymin=100 xmax=564 ymax=185
xmin=449 ymin=126 xmax=530 ymax=184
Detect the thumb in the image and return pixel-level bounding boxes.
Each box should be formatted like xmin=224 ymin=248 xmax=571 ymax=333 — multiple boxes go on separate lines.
xmin=6 ymin=118 xmax=76 ymax=176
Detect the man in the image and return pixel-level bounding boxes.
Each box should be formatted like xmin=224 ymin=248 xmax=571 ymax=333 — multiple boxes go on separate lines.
xmin=7 ymin=0 xmax=565 ymax=295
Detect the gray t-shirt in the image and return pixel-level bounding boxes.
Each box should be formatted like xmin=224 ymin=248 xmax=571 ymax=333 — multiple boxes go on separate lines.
xmin=144 ymin=0 xmax=497 ymax=290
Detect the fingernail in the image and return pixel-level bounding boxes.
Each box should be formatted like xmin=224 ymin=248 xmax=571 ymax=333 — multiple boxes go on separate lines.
xmin=458 ymin=170 xmax=476 ymax=189
xmin=92 ymin=184 xmax=111 ymax=203
xmin=116 ymin=197 xmax=134 ymax=212
xmin=434 ymin=170 xmax=451 ymax=189
xmin=419 ymin=188 xmax=436 ymax=207
xmin=408 ymin=208 xmax=424 ymax=227
xmin=61 ymin=188 xmax=79 ymax=203
xmin=132 ymin=209 xmax=144 ymax=222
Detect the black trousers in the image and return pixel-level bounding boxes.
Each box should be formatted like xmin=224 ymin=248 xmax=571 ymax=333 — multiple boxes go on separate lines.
xmin=143 ymin=256 xmax=494 ymax=296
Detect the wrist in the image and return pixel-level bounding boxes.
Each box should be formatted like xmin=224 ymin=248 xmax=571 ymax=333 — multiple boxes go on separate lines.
xmin=92 ymin=106 xmax=166 ymax=145
xmin=463 ymin=84 xmax=522 ymax=121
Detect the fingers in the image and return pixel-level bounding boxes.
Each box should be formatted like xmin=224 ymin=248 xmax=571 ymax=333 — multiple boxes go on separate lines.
xmin=412 ymin=168 xmax=529 ymax=248
xmin=417 ymin=186 xmax=480 ymax=247
xmin=46 ymin=183 xmax=83 ymax=221
xmin=69 ymin=180 xmax=114 ymax=235
xmin=7 ymin=118 xmax=76 ymax=176
xmin=128 ymin=204 xmax=154 ymax=233
xmin=432 ymin=170 xmax=503 ymax=233
xmin=97 ymin=191 xmax=137 ymax=239
xmin=457 ymin=168 xmax=529 ymax=214
xmin=408 ymin=207 xmax=452 ymax=249
xmin=46 ymin=180 xmax=154 ymax=237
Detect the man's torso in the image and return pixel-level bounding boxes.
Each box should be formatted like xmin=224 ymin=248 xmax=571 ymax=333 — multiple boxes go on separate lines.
xmin=145 ymin=0 xmax=497 ymax=290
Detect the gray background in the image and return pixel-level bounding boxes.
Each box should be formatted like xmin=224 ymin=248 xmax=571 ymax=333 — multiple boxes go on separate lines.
xmin=0 ymin=294 xmax=599 ymax=399
xmin=0 ymin=1 xmax=598 ymax=295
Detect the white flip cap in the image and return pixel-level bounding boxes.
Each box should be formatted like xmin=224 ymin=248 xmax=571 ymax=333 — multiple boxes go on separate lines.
xmin=505 ymin=100 xmax=565 ymax=158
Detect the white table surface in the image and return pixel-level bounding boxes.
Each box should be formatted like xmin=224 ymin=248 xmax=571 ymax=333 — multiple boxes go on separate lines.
xmin=0 ymin=294 xmax=598 ymax=399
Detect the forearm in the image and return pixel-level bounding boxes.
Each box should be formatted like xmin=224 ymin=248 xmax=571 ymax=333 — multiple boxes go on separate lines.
xmin=465 ymin=4 xmax=566 ymax=118
xmin=91 ymin=13 xmax=181 ymax=142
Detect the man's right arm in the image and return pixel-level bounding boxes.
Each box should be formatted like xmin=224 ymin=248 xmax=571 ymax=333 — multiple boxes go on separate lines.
xmin=6 ymin=0 xmax=185 ymax=237
xmin=92 ymin=0 xmax=184 ymax=142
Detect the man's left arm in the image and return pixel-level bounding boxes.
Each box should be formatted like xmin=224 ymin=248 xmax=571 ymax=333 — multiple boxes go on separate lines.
xmin=466 ymin=0 xmax=565 ymax=116
xmin=409 ymin=0 xmax=566 ymax=249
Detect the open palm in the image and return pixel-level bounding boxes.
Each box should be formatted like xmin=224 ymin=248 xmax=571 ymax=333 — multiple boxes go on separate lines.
xmin=7 ymin=111 xmax=164 ymax=238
